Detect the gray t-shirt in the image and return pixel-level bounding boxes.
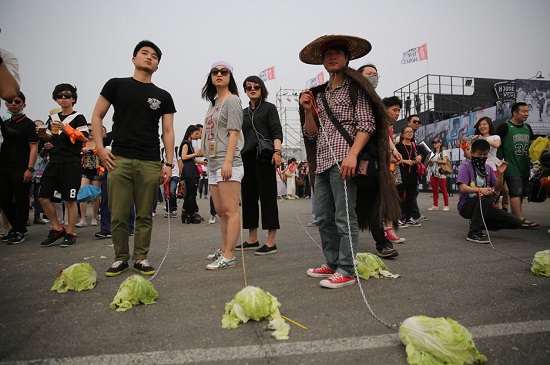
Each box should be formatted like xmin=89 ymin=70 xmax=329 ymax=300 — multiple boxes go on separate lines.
xmin=202 ymin=94 xmax=244 ymax=172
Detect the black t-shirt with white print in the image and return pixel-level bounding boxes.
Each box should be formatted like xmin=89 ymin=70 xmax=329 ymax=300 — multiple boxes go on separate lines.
xmin=46 ymin=112 xmax=89 ymax=164
xmin=100 ymin=77 xmax=177 ymax=161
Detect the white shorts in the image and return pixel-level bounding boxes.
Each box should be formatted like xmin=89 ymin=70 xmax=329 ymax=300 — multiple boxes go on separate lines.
xmin=209 ymin=166 xmax=244 ymax=185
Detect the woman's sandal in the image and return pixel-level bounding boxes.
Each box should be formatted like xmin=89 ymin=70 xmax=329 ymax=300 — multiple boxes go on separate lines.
xmin=521 ymin=218 xmax=539 ymax=228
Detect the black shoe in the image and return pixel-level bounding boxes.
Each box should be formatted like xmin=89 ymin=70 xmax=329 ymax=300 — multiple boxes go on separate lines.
xmin=235 ymin=241 xmax=260 ymax=250
xmin=1 ymin=229 xmax=15 ymax=242
xmin=377 ymin=247 xmax=399 ymax=258
xmin=255 ymin=244 xmax=278 ymax=255
xmin=105 ymin=261 xmax=129 ymax=277
xmin=7 ymin=232 xmax=25 ymax=245
xmin=60 ymin=233 xmax=77 ymax=247
xmin=95 ymin=230 xmax=112 ymax=239
xmin=134 ymin=259 xmax=155 ymax=275
xmin=466 ymin=232 xmax=489 ymax=244
xmin=41 ymin=227 xmax=67 ymax=247
xmin=184 ymin=215 xmax=201 ymax=224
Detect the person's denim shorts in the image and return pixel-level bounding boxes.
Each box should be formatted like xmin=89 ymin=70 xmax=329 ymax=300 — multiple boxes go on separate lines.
xmin=506 ymin=176 xmax=529 ymax=198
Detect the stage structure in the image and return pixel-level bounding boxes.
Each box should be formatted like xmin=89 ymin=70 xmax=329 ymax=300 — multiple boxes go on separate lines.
xmin=276 ymin=88 xmax=306 ymax=161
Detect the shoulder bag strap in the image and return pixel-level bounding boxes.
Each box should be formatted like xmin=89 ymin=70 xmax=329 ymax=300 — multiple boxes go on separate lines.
xmin=320 ymin=91 xmax=354 ymax=148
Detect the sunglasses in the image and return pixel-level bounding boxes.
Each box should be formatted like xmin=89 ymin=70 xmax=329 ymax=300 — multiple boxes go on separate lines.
xmin=56 ymin=94 xmax=74 ymax=99
xmin=6 ymin=99 xmax=23 ymax=104
xmin=245 ymin=85 xmax=261 ymax=92
xmin=411 ymin=120 xmax=421 ymax=124
xmin=210 ymin=68 xmax=230 ymax=77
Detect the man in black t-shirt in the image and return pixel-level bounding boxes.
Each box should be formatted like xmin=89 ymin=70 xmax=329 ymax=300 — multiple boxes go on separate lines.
xmin=39 ymin=84 xmax=89 ymax=247
xmin=0 ymin=92 xmax=38 ymax=244
xmin=92 ymin=40 xmax=176 ymax=277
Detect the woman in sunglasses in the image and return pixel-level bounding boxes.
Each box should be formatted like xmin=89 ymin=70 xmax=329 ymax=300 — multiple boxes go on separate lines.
xmin=236 ymin=76 xmax=283 ymax=255
xmin=201 ymin=61 xmax=244 ymax=270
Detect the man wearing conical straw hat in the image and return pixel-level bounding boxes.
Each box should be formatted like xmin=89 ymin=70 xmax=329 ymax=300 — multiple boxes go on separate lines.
xmin=299 ymin=35 xmax=401 ymax=289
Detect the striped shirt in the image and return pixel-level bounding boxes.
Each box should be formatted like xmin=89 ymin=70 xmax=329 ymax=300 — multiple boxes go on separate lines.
xmin=307 ymin=77 xmax=376 ymax=173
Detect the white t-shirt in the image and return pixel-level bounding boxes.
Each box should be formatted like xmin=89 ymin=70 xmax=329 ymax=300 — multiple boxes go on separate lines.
xmin=483 ymin=135 xmax=501 ymax=170
xmin=429 ymin=150 xmax=449 ymax=179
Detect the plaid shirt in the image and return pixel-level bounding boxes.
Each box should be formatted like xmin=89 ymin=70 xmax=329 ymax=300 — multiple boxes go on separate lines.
xmin=307 ymin=77 xmax=376 ymax=173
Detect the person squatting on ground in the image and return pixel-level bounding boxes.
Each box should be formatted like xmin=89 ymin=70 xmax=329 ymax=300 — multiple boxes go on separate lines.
xmin=456 ymin=139 xmax=522 ymax=243
xmin=39 ymin=84 xmax=89 ymax=247
xmin=236 ymin=75 xmax=283 ymax=255
xmin=179 ymin=125 xmax=202 ymax=224
xmin=0 ymin=92 xmax=38 ymax=244
xmin=202 ymin=61 xmax=244 ymax=270
xmin=92 ymin=40 xmax=176 ymax=277
xmin=299 ymin=34 xmax=400 ymax=289
xmin=427 ymin=137 xmax=450 ymax=211
xmin=462 ymin=116 xmax=508 ymax=210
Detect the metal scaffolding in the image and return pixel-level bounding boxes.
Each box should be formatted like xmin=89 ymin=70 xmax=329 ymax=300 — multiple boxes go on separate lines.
xmin=276 ymin=88 xmax=306 ymax=161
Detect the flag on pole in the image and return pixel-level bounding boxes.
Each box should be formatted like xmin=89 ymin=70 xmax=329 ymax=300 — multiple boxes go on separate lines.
xmin=305 ymin=72 xmax=325 ymax=89
xmin=401 ymin=43 xmax=428 ymax=64
xmin=258 ymin=66 xmax=275 ymax=82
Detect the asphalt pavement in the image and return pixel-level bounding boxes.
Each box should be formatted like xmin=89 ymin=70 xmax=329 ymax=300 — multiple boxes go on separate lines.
xmin=1 ymin=192 xmax=549 ymax=365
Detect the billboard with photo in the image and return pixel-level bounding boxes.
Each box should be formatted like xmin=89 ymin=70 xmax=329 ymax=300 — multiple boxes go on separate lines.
xmin=515 ymin=79 xmax=550 ymax=135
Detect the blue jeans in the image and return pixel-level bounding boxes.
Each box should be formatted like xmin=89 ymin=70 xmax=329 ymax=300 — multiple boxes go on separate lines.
xmin=314 ymin=165 xmax=358 ymax=277
xmin=164 ymin=176 xmax=178 ymax=213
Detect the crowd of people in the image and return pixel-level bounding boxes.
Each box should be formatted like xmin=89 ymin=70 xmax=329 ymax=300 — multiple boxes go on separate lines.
xmin=1 ymin=37 xmax=548 ymax=289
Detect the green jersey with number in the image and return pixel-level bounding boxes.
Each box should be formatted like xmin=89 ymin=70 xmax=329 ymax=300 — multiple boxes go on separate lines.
xmin=500 ymin=120 xmax=531 ymax=177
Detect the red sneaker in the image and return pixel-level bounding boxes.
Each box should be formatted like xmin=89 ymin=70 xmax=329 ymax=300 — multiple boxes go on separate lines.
xmin=307 ymin=265 xmax=335 ymax=278
xmin=320 ymin=273 xmax=356 ymax=288
xmin=384 ymin=228 xmax=406 ymax=244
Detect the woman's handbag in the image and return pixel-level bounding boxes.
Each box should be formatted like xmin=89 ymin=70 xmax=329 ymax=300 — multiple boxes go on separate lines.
xmin=416 ymin=162 xmax=428 ymax=176
xmin=411 ymin=142 xmax=427 ymax=177
xmin=439 ymin=160 xmax=453 ymax=175
xmin=176 ymin=179 xmax=186 ymax=199
xmin=256 ymin=138 xmax=275 ymax=163
xmin=249 ymin=101 xmax=275 ymax=164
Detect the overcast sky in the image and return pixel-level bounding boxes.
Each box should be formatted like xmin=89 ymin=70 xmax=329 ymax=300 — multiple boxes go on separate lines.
xmin=1 ymin=0 xmax=549 ymax=141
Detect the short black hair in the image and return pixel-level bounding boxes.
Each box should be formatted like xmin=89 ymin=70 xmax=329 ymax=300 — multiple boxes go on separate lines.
xmin=511 ymin=102 xmax=528 ymax=115
xmin=382 ymin=96 xmax=402 ymax=109
xmin=407 ymin=114 xmax=420 ymax=123
xmin=357 ymin=63 xmax=377 ymax=74
xmin=471 ymin=139 xmax=490 ymax=153
xmin=133 ymin=40 xmax=162 ymax=62
xmin=243 ymin=76 xmax=269 ymax=100
xmin=15 ymin=91 xmax=26 ymax=103
xmin=52 ymin=84 xmax=77 ymax=105
xmin=322 ymin=45 xmax=350 ymax=66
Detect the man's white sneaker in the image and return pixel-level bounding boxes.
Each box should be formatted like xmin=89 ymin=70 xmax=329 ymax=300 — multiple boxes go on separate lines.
xmin=208 ymin=215 xmax=216 ymax=224
xmin=427 ymin=206 xmax=439 ymax=211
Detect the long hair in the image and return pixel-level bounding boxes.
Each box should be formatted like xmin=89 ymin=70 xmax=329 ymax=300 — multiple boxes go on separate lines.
xmin=183 ymin=124 xmax=199 ymax=141
xmin=201 ymin=71 xmax=239 ymax=106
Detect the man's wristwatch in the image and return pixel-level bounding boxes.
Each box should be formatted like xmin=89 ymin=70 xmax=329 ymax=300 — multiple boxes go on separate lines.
xmin=27 ymin=167 xmax=35 ymax=172
xmin=165 ymin=163 xmax=174 ymax=169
